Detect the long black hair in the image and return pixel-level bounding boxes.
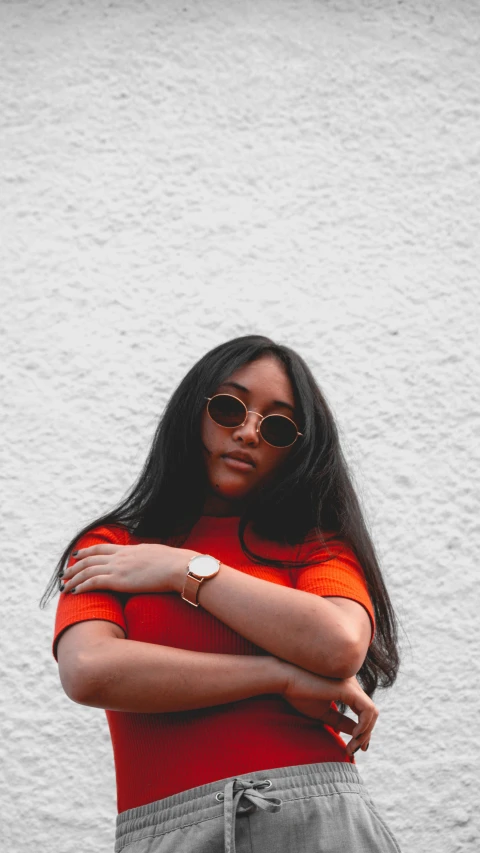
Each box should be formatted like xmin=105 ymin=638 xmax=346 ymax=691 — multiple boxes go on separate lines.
xmin=41 ymin=334 xmax=399 ymax=696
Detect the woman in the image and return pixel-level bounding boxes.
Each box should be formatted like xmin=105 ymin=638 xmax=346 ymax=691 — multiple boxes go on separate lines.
xmin=43 ymin=334 xmax=401 ymax=853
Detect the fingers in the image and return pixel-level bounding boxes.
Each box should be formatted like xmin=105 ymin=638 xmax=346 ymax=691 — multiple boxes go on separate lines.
xmin=351 ymin=698 xmax=378 ymax=742
xmin=62 ymin=545 xmax=124 ymax=590
xmin=315 ymin=690 xmax=377 ymax=757
xmin=321 ymin=707 xmax=356 ymax=737
xmin=70 ymin=545 xmax=119 ymax=559
xmin=334 ymin=678 xmax=378 ymax=757
xmin=321 ymin=704 xmax=375 ymax=757
xmin=346 ymin=730 xmax=372 ymax=756
xmin=63 ymin=555 xmax=111 ymax=581
xmin=62 ymin=563 xmax=113 ymax=593
xmin=63 ymin=575 xmax=114 ymax=595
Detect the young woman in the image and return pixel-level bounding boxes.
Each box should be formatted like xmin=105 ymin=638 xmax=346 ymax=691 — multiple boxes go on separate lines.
xmin=43 ymin=334 xmax=401 ymax=853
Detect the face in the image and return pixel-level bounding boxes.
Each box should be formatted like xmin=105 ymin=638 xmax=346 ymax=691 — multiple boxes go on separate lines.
xmin=200 ymin=356 xmax=299 ymax=516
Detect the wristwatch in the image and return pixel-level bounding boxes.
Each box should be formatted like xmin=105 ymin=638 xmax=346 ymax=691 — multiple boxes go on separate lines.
xmin=181 ymin=554 xmax=221 ymax=607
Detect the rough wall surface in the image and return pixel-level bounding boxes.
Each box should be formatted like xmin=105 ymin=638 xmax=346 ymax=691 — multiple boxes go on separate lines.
xmin=2 ymin=1 xmax=479 ymax=851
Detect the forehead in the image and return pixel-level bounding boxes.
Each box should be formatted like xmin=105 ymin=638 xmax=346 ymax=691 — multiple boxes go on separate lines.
xmin=218 ymin=356 xmax=295 ymax=403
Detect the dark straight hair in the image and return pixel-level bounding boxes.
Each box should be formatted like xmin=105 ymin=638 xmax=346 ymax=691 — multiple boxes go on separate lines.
xmin=41 ymin=334 xmax=400 ymax=697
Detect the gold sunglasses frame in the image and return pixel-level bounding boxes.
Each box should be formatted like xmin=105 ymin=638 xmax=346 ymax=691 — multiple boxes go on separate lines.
xmin=205 ymin=394 xmax=303 ymax=449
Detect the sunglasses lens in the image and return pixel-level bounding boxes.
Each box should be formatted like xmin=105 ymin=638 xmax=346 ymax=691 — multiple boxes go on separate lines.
xmin=260 ymin=415 xmax=297 ymax=448
xmin=208 ymin=395 xmax=246 ymax=427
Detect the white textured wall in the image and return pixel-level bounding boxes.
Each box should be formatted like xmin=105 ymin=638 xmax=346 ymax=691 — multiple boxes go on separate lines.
xmin=2 ymin=1 xmax=479 ymax=851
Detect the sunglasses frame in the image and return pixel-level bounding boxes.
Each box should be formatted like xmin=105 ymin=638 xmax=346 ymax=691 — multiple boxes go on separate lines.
xmin=205 ymin=394 xmax=303 ymax=449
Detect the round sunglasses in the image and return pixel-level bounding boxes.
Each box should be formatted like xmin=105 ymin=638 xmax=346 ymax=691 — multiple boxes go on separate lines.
xmin=206 ymin=393 xmax=303 ymax=448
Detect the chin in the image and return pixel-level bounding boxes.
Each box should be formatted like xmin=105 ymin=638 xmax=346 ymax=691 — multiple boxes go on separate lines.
xmin=213 ymin=484 xmax=252 ymax=502
xmin=209 ymin=475 xmax=256 ymax=502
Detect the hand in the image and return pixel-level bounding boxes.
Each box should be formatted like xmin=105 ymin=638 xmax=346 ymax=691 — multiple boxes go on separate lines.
xmin=280 ymin=662 xmax=378 ymax=756
xmin=61 ymin=544 xmax=198 ymax=595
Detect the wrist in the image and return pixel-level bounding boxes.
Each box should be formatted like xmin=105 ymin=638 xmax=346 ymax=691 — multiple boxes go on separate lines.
xmin=268 ymin=656 xmax=291 ymax=695
xmin=171 ymin=549 xmax=201 ymax=594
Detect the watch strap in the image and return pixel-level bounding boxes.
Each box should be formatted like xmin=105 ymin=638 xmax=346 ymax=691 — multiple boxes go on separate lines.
xmin=181 ymin=555 xmax=221 ymax=608
xmin=181 ymin=573 xmax=203 ymax=608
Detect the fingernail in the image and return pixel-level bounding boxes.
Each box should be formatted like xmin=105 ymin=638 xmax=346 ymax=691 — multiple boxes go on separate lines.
xmin=71 ymin=587 xmax=76 ymax=594
xmin=59 ymin=583 xmax=65 ymax=592
xmin=365 ymin=743 xmax=369 ymax=751
xmin=59 ymin=569 xmax=64 ymax=578
xmin=72 ymin=551 xmax=79 ymax=556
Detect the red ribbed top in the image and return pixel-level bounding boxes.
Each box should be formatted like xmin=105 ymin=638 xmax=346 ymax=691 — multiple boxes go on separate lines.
xmin=53 ymin=518 xmax=375 ymax=813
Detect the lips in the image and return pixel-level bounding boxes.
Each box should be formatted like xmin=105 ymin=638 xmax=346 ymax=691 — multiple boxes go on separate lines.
xmin=222 ymin=451 xmax=256 ymax=468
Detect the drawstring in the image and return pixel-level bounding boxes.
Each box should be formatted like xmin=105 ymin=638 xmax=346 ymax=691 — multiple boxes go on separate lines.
xmin=216 ymin=778 xmax=282 ymax=853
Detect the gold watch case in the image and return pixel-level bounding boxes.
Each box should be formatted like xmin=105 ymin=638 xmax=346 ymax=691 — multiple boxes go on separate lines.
xmin=181 ymin=554 xmax=220 ymax=607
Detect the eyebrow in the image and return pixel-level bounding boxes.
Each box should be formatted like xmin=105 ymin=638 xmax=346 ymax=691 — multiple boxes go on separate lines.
xmin=218 ymin=381 xmax=295 ymax=413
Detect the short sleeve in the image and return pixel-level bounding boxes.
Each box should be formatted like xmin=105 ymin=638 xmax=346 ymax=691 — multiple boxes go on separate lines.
xmin=292 ymin=538 xmax=376 ymax=642
xmin=52 ymin=525 xmax=130 ymax=661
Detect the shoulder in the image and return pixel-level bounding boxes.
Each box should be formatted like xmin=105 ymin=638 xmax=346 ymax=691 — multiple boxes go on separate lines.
xmin=71 ymin=523 xmax=134 ymax=551
xmin=295 ymin=532 xmax=371 ymax=587
xmin=297 ymin=530 xmax=358 ymax=564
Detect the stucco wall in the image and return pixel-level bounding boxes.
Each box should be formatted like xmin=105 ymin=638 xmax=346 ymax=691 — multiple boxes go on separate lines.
xmin=2 ymin=1 xmax=479 ymax=851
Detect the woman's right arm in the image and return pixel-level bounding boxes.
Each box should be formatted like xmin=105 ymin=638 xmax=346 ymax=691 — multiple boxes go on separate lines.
xmin=57 ymin=621 xmax=377 ymax=753
xmin=57 ymin=620 xmax=284 ymax=712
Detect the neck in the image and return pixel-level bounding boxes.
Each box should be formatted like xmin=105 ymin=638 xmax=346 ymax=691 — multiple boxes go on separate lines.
xmin=202 ymin=491 xmax=247 ymax=517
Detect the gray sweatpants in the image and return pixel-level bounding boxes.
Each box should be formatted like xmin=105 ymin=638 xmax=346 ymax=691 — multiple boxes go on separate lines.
xmin=115 ymin=762 xmax=401 ymax=853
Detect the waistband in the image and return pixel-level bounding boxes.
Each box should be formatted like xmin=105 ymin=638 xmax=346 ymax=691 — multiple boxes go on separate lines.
xmin=115 ymin=761 xmax=366 ymax=853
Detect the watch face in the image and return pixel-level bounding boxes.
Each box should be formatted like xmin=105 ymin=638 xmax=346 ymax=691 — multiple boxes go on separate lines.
xmin=189 ymin=555 xmax=220 ymax=578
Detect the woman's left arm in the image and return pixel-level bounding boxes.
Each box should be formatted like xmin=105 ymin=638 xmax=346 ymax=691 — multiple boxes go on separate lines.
xmin=177 ymin=562 xmax=372 ymax=679
xmin=62 ymin=544 xmax=372 ymax=678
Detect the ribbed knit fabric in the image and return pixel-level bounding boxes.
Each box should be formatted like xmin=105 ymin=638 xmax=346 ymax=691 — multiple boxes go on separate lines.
xmin=53 ymin=518 xmax=375 ymax=813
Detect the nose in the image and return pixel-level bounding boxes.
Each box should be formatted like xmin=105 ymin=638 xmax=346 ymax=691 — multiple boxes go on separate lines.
xmin=232 ymin=411 xmax=261 ymax=446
